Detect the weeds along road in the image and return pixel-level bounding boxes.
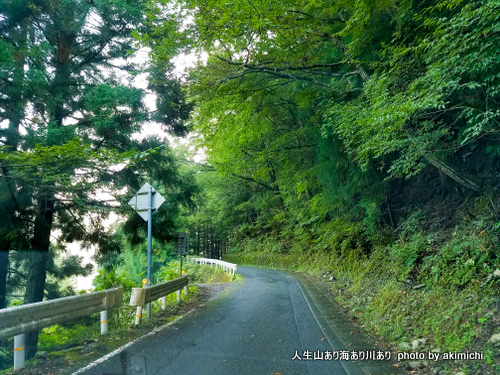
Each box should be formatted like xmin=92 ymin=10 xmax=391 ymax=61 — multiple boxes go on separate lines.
xmin=74 ymin=267 xmax=401 ymax=375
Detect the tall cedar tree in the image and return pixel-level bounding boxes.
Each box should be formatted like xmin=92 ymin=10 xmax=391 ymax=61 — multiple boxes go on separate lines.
xmin=0 ymin=0 xmax=191 ymax=357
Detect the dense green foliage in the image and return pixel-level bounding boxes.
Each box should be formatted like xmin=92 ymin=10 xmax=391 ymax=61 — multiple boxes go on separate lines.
xmin=0 ymin=0 xmax=193 ymax=302
xmin=165 ymin=0 xmax=500 ymax=288
xmin=141 ymin=0 xmax=500 ymax=373
xmin=2 ymin=0 xmax=500 ymax=373
xmin=0 ymin=0 xmax=196 ymax=364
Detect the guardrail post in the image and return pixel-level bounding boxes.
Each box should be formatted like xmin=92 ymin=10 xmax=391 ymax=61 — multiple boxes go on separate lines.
xmin=161 ymin=296 xmax=166 ymax=311
xmin=14 ymin=334 xmax=25 ymax=370
xmin=183 ymin=285 xmax=188 ymax=296
xmin=130 ymin=279 xmax=187 ymax=323
xmin=1 ymin=286 xmax=123 ymax=370
xmin=135 ymin=306 xmax=143 ymax=325
xmin=100 ymin=310 xmax=108 ymax=334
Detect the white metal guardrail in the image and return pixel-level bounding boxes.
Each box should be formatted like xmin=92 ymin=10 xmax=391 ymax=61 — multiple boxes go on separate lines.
xmin=0 ymin=287 xmax=123 ymax=370
xmin=129 ymin=276 xmax=188 ymax=325
xmin=190 ymin=257 xmax=238 ymax=275
xmin=0 ymin=267 xmax=219 ymax=370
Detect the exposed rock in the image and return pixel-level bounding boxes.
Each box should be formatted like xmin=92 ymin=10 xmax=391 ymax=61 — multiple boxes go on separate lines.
xmin=412 ymin=284 xmax=426 ymax=290
xmin=412 ymin=339 xmax=420 ymax=350
xmin=486 ymin=269 xmax=500 ymax=282
xmin=328 ymin=275 xmax=336 ymax=282
xmin=408 ymin=361 xmax=420 ymax=369
xmin=399 ymin=342 xmax=412 ymax=349
xmin=454 ymin=372 xmax=465 ymax=375
xmin=408 ymin=360 xmax=428 ymax=369
xmin=322 ymin=270 xmax=334 ymax=278
xmin=489 ymin=333 xmax=500 ymax=344
xmin=412 ymin=338 xmax=427 ymax=350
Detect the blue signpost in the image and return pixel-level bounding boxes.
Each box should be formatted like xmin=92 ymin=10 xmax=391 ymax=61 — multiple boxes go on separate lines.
xmin=129 ymin=182 xmax=165 ymax=318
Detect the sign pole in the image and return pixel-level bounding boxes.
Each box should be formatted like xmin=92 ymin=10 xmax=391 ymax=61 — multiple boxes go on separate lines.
xmin=179 ymin=254 xmax=183 ymax=277
xmin=147 ymin=186 xmax=153 ymax=319
xmin=128 ymin=182 xmax=165 ymax=319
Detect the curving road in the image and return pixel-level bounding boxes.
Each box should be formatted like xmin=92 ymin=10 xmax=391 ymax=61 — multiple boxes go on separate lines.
xmin=74 ymin=267 xmax=399 ymax=375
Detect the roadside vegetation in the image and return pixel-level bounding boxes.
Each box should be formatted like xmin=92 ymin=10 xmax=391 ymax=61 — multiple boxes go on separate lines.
xmin=0 ymin=261 xmax=233 ymax=375
xmin=2 ymin=1 xmax=500 ymax=375
xmin=223 ymin=212 xmax=500 ymax=374
xmin=162 ymin=1 xmax=498 ymax=374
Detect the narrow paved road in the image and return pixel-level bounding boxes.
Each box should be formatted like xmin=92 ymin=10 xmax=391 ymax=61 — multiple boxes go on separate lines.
xmin=75 ymin=267 xmax=392 ymax=375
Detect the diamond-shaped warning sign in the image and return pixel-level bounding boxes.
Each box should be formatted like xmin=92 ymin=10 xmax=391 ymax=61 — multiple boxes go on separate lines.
xmin=128 ymin=182 xmax=165 ymax=221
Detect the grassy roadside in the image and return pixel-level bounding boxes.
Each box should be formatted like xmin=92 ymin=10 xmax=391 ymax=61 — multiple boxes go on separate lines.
xmin=224 ymin=245 xmax=500 ymax=375
xmin=0 ymin=264 xmax=236 ymax=375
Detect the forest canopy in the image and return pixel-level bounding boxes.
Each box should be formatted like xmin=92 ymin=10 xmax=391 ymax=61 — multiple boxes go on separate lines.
xmin=2 ymin=0 xmax=500 ymax=371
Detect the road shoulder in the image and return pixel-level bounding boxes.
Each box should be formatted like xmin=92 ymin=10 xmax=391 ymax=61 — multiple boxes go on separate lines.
xmin=292 ymin=272 xmax=406 ymax=375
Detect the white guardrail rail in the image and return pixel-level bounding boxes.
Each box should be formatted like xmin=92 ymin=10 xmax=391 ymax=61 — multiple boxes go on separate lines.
xmin=0 ymin=264 xmax=224 ymax=371
xmin=189 ymin=257 xmax=238 ymax=275
xmin=129 ymin=276 xmax=189 ymax=325
xmin=0 ymin=287 xmax=123 ymax=370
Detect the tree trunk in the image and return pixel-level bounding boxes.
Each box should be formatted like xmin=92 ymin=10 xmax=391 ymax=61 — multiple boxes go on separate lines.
xmin=24 ymin=192 xmax=54 ymax=358
xmin=215 ymin=236 xmax=219 ymax=259
xmin=196 ymin=226 xmax=200 ymax=255
xmin=0 ymin=22 xmax=27 ymax=310
xmin=188 ymin=227 xmax=194 ymax=254
xmin=204 ymin=224 xmax=208 ymax=258
xmin=22 ymin=17 xmax=74 ymax=357
xmin=209 ymin=225 xmax=214 ymax=259
xmin=0 ymin=250 xmax=8 ymax=309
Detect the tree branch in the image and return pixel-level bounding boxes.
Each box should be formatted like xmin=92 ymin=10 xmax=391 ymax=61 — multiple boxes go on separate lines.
xmin=423 ymin=153 xmax=481 ymax=192
xmin=230 ymin=173 xmax=274 ymax=191
xmin=8 ymin=268 xmax=26 ymax=278
xmin=217 ymin=55 xmax=345 ymax=72
xmin=286 ymin=10 xmax=345 ymax=23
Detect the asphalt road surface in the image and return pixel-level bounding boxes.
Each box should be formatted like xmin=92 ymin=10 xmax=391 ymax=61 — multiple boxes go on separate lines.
xmin=75 ymin=267 xmax=377 ymax=375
